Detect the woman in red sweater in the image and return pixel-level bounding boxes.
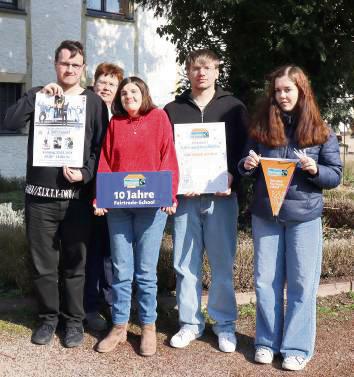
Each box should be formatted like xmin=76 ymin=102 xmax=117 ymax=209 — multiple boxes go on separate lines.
xmin=95 ymin=77 xmax=178 ymax=356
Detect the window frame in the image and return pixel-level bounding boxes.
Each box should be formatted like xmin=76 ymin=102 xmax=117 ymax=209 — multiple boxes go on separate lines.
xmin=0 ymin=0 xmax=18 ymax=9
xmin=0 ymin=82 xmax=23 ymax=133
xmin=86 ymin=0 xmax=134 ymax=22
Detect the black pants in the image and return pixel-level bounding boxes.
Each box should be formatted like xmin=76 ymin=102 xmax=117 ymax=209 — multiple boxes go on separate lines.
xmin=25 ymin=195 xmax=92 ymax=327
xmin=84 ymin=214 xmax=113 ymax=313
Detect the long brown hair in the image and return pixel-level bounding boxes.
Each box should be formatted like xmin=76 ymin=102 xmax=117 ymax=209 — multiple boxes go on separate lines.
xmin=250 ymin=65 xmax=329 ymax=147
xmin=114 ymin=76 xmax=156 ymax=116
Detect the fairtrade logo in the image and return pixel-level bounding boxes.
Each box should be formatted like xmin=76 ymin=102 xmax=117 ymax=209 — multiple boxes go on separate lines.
xmin=268 ymin=168 xmax=288 ymax=177
xmin=191 ymin=128 xmax=209 ymax=138
xmin=124 ymin=174 xmax=146 ymax=188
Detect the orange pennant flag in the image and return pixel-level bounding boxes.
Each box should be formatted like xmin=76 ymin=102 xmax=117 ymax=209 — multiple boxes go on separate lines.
xmin=260 ymin=158 xmax=297 ymax=216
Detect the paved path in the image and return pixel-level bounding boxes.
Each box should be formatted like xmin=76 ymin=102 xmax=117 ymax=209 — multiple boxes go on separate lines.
xmin=0 ymin=293 xmax=353 ymax=377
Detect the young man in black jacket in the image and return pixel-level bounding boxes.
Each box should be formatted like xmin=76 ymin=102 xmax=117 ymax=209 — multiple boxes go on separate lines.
xmin=4 ymin=40 xmax=108 ymax=347
xmin=164 ymin=49 xmax=248 ymax=352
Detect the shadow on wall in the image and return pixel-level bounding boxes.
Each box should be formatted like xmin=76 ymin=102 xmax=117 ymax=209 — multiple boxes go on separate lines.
xmin=85 ymin=7 xmax=176 ymax=105
xmin=136 ymin=8 xmax=179 ymax=106
xmin=86 ymin=18 xmax=135 ymax=81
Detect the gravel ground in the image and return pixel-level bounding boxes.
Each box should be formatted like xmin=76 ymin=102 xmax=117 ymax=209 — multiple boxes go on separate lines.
xmin=0 ymin=293 xmax=353 ymax=377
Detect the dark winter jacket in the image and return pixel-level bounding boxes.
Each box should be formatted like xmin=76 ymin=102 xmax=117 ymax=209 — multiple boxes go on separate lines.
xmin=164 ymin=86 xmax=248 ymax=193
xmin=4 ymin=87 xmax=108 ymax=200
xmin=238 ymin=118 xmax=342 ymax=222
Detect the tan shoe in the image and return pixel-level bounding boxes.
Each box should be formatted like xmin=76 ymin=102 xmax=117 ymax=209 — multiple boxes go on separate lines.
xmin=140 ymin=323 xmax=157 ymax=356
xmin=96 ymin=323 xmax=127 ymax=353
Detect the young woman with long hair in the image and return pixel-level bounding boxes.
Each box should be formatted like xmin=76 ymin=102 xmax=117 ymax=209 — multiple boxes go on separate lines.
xmin=238 ymin=65 xmax=342 ymax=371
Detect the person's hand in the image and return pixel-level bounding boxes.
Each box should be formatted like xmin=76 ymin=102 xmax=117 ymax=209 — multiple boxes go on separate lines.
xmin=93 ymin=203 xmax=108 ymax=216
xmin=161 ymin=202 xmax=177 ymax=215
xmin=244 ymin=149 xmax=261 ymax=170
xmin=299 ymin=156 xmax=318 ymax=175
xmin=41 ymin=83 xmax=63 ymax=96
xmin=183 ymin=192 xmax=200 ymax=197
xmin=63 ymin=166 xmax=83 ymax=183
xmin=215 ymin=172 xmax=233 ymax=196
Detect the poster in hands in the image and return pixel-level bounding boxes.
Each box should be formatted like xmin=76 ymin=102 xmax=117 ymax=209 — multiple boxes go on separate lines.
xmin=174 ymin=122 xmax=228 ymax=194
xmin=32 ymin=93 xmax=86 ymax=167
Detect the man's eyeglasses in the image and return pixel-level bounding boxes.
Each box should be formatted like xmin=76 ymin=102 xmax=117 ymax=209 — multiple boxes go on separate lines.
xmin=56 ymin=62 xmax=83 ymax=71
xmin=96 ymin=80 xmax=118 ymax=89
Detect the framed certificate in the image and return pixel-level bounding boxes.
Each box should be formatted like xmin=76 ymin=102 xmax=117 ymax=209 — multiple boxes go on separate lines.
xmin=96 ymin=171 xmax=172 ymax=208
xmin=174 ymin=122 xmax=228 ymax=194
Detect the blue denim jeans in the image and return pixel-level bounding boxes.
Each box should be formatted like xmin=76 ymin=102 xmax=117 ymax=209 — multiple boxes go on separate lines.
xmin=107 ymin=208 xmax=167 ymax=325
xmin=172 ymin=194 xmax=238 ymax=335
xmin=252 ymin=215 xmax=322 ymax=359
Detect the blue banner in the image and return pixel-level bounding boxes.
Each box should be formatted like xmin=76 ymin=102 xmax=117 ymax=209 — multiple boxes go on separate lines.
xmin=96 ymin=171 xmax=172 ymax=208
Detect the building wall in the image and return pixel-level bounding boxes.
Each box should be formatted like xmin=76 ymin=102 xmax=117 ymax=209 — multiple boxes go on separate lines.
xmin=136 ymin=8 xmax=178 ymax=106
xmin=0 ymin=14 xmax=26 ymax=76
xmin=86 ymin=17 xmax=135 ymax=81
xmin=31 ymin=0 xmax=82 ymax=85
xmin=85 ymin=7 xmax=178 ymax=106
xmin=0 ymin=2 xmax=178 ymax=106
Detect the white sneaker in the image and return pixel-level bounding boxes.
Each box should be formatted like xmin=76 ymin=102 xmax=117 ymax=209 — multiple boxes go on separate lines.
xmin=282 ymin=356 xmax=308 ymax=371
xmin=170 ymin=328 xmax=201 ymax=348
xmin=254 ymin=347 xmax=274 ymax=364
xmin=218 ymin=332 xmax=237 ymax=353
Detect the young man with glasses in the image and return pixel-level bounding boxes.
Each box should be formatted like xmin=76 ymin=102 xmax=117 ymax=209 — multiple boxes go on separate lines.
xmin=4 ymin=40 xmax=108 ymax=348
xmin=164 ymin=49 xmax=248 ymax=353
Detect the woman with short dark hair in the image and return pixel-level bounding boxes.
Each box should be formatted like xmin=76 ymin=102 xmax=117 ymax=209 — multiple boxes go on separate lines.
xmin=93 ymin=62 xmax=124 ymax=117
xmin=84 ymin=62 xmax=124 ymax=332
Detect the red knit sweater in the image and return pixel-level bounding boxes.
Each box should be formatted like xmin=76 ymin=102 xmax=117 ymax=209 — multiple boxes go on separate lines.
xmin=97 ymin=108 xmax=179 ymax=203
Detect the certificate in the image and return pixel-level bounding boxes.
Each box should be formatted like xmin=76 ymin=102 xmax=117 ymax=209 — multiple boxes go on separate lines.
xmin=96 ymin=171 xmax=172 ymax=208
xmin=174 ymin=122 xmax=228 ymax=194
xmin=32 ymin=93 xmax=86 ymax=167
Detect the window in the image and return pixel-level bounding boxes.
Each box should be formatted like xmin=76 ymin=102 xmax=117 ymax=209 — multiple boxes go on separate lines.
xmin=87 ymin=0 xmax=133 ymax=20
xmin=0 ymin=0 xmax=17 ymax=9
xmin=0 ymin=83 xmax=22 ymax=131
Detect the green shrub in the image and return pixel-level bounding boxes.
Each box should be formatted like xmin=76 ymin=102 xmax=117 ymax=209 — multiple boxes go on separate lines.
xmin=322 ymin=235 xmax=354 ymax=279
xmin=157 ymin=228 xmax=353 ymax=293
xmin=323 ymin=188 xmax=354 ymax=228
xmin=0 ymin=196 xmax=352 ymax=297
xmin=0 ymin=174 xmax=25 ymax=193
xmin=233 ymin=232 xmax=254 ymax=291
xmin=157 ymin=233 xmax=175 ymax=291
xmin=0 ymin=203 xmax=33 ymax=295
xmin=342 ymin=159 xmax=354 ymax=186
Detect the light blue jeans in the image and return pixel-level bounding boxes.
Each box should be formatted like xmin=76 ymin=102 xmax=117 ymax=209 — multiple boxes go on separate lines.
xmin=173 ymin=194 xmax=238 ymax=335
xmin=107 ymin=208 xmax=167 ymax=325
xmin=252 ymin=215 xmax=323 ymax=359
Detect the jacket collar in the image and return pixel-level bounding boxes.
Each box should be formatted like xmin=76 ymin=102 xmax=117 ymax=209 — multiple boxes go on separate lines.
xmin=175 ymin=85 xmax=233 ymax=103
